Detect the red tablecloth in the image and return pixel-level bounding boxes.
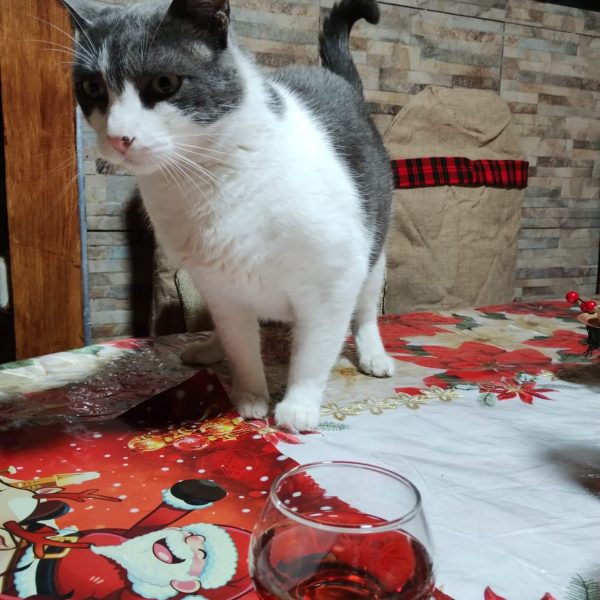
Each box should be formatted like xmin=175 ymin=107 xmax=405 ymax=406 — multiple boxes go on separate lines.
xmin=0 ymin=301 xmax=598 ymax=599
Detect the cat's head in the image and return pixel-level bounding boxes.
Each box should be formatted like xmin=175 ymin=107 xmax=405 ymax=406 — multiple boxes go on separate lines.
xmin=63 ymin=0 xmax=243 ymax=175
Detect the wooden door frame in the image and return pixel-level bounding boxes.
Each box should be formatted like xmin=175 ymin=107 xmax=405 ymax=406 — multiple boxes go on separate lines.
xmin=0 ymin=0 xmax=86 ymax=359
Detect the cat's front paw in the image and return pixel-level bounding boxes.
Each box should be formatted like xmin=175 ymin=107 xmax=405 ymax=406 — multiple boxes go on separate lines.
xmin=275 ymin=393 xmax=321 ymax=433
xmin=359 ymin=353 xmax=396 ymax=378
xmin=230 ymin=389 xmax=270 ymax=420
xmin=181 ymin=336 xmax=225 ymax=366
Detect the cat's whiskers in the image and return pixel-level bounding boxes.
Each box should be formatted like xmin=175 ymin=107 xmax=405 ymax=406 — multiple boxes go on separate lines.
xmin=65 ymin=11 xmax=99 ymax=68
xmin=175 ymin=157 xmax=232 ymax=190
xmin=182 ymin=158 xmax=223 ymax=193
xmin=172 ymin=148 xmax=234 ymax=173
xmin=172 ymin=163 xmax=210 ymax=211
xmin=160 ymin=147 xmax=225 ymax=201
xmin=163 ymin=164 xmax=189 ymax=201
xmin=43 ymin=52 xmax=94 ymax=71
xmin=170 ymin=155 xmax=221 ymax=191
xmin=47 ymin=155 xmax=78 ymax=179
xmin=33 ymin=150 xmax=81 ymax=210
xmin=170 ymin=133 xmax=225 ymax=144
xmin=171 ymin=134 xmax=219 ymax=143
xmin=31 ymin=39 xmax=71 ymax=52
xmin=32 ymin=39 xmax=96 ymax=70
xmin=170 ymin=151 xmax=226 ymax=189
xmin=155 ymin=157 xmax=195 ymax=208
xmin=171 ymin=137 xmax=227 ymax=151
xmin=170 ymin=131 xmax=239 ymax=157
xmin=31 ymin=14 xmax=97 ymax=65
xmin=146 ymin=9 xmax=169 ymax=64
xmin=142 ymin=27 xmax=152 ymax=69
xmin=48 ymin=165 xmax=79 ymax=213
xmin=30 ymin=15 xmax=79 ymax=45
xmin=33 ymin=140 xmax=81 ymax=160
xmin=170 ymin=161 xmax=210 ymax=200
xmin=173 ymin=143 xmax=234 ymax=159
xmin=150 ymin=157 xmax=175 ymax=193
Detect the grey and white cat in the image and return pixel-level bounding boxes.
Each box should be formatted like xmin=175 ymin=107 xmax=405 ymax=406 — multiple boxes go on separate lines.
xmin=64 ymin=0 xmax=395 ymax=432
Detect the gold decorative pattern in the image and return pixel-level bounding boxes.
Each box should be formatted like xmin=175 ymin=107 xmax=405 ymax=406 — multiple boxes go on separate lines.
xmin=322 ymin=386 xmax=461 ymax=420
xmin=127 ymin=415 xmax=256 ymax=452
xmin=400 ymin=386 xmax=460 ymax=410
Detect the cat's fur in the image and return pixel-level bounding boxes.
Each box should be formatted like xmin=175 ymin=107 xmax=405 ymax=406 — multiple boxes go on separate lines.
xmin=64 ymin=0 xmax=395 ymax=432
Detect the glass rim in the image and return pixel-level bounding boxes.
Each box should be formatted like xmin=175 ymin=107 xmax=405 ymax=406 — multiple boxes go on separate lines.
xmin=269 ymin=460 xmax=423 ymax=534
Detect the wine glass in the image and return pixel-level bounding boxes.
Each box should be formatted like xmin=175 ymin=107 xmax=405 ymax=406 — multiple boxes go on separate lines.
xmin=249 ymin=461 xmax=435 ymax=600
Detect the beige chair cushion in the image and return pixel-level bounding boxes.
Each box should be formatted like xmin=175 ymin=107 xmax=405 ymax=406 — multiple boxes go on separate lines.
xmin=383 ymin=85 xmax=526 ymax=313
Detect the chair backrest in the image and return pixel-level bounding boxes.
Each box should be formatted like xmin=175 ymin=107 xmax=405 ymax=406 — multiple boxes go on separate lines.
xmin=383 ymin=85 xmax=526 ymax=313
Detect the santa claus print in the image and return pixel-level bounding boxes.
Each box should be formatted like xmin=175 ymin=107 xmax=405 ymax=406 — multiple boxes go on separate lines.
xmin=92 ymin=522 xmax=240 ymax=599
xmin=0 ymin=476 xmax=252 ymax=600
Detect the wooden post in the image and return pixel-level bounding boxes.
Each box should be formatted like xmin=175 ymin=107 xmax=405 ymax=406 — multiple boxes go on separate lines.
xmin=0 ymin=0 xmax=84 ymax=358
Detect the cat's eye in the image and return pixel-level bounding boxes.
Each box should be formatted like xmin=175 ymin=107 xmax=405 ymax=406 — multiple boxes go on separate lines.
xmin=80 ymin=79 xmax=107 ymax=100
xmin=149 ymin=74 xmax=182 ymax=98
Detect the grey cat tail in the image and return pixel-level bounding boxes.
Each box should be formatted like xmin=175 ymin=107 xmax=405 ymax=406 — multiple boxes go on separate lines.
xmin=319 ymin=0 xmax=380 ymax=92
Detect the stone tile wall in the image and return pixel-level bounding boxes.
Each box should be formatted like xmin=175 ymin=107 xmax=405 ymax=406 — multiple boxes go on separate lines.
xmin=83 ymin=0 xmax=600 ymax=340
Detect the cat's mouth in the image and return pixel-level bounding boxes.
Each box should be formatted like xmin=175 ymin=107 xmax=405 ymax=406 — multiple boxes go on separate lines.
xmin=105 ymin=151 xmax=160 ymax=176
xmin=122 ymin=157 xmax=164 ymax=177
xmin=98 ymin=144 xmax=146 ymax=169
xmin=105 ymin=153 xmax=151 ymax=174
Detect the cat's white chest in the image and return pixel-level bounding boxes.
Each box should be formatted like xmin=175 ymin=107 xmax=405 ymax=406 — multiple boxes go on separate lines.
xmin=139 ymin=176 xmax=295 ymax=320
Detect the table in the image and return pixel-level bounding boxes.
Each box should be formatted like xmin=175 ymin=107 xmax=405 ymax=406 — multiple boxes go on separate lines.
xmin=0 ymin=301 xmax=598 ymax=599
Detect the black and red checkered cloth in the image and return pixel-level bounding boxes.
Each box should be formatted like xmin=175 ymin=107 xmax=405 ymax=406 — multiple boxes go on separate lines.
xmin=391 ymin=157 xmax=529 ymax=189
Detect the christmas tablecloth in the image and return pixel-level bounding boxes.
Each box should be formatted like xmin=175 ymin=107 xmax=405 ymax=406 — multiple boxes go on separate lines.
xmin=0 ymin=301 xmax=599 ymax=599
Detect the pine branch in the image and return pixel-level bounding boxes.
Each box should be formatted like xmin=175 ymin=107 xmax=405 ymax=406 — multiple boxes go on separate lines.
xmin=566 ymin=575 xmax=600 ymax=600
xmin=478 ymin=393 xmax=496 ymax=407
xmin=318 ymin=421 xmax=350 ymax=432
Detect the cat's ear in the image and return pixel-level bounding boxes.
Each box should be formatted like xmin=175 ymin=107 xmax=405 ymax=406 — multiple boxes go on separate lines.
xmin=167 ymin=0 xmax=231 ymax=49
xmin=60 ymin=0 xmax=101 ymax=30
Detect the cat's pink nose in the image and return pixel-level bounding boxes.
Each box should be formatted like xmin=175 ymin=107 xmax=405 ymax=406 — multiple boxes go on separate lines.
xmin=108 ymin=135 xmax=135 ymax=154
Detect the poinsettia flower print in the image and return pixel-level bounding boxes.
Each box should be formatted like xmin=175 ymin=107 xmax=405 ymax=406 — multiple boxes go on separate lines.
xmin=433 ymin=586 xmax=556 ymax=600
xmin=483 ymin=588 xmax=555 ymax=600
xmin=479 ymin=378 xmax=555 ymax=405
xmin=525 ymin=329 xmax=587 ymax=355
xmin=381 ymin=312 xmax=463 ymax=335
xmin=248 ymin=419 xmax=304 ymax=445
xmin=478 ymin=300 xmax=575 ymax=320
xmin=104 ymin=338 xmax=147 ymax=350
xmin=484 ymin=588 xmax=507 ymax=600
xmin=395 ymin=341 xmax=552 ymax=386
xmin=375 ymin=313 xmax=463 ymax=354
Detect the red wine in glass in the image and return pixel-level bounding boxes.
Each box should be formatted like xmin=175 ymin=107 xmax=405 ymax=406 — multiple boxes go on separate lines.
xmin=252 ymin=524 xmax=434 ymax=600
xmin=249 ymin=462 xmax=436 ymax=600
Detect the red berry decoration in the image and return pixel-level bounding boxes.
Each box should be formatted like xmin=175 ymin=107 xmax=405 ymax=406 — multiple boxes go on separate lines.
xmin=570 ymin=289 xmax=600 ymax=356
xmin=581 ymin=300 xmax=598 ymax=313
xmin=565 ymin=290 xmax=579 ymax=304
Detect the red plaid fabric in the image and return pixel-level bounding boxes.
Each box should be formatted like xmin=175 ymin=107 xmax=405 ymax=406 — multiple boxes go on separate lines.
xmin=392 ymin=157 xmax=529 ymax=189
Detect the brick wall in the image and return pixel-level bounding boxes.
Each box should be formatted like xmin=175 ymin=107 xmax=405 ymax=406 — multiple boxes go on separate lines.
xmin=82 ymin=0 xmax=600 ymax=340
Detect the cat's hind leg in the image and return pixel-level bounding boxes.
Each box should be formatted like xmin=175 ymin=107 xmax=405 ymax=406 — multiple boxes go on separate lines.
xmin=181 ymin=332 xmax=225 ymax=365
xmin=352 ymin=252 xmax=395 ymax=377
